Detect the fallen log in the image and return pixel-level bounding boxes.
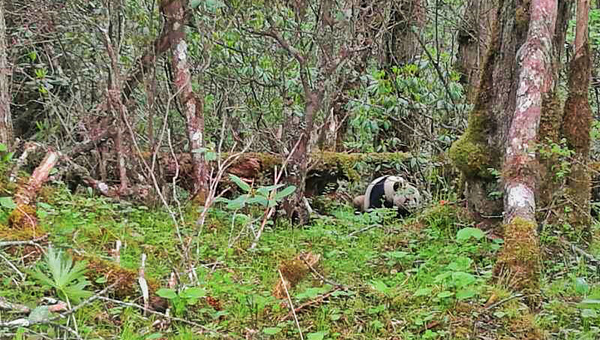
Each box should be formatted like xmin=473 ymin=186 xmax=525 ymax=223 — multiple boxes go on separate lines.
xmin=164 ymin=151 xmax=412 ymax=195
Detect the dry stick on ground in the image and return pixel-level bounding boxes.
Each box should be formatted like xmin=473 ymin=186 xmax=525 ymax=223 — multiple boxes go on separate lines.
xmin=9 ymin=142 xmax=39 ymax=182
xmin=0 ymin=252 xmax=25 ymax=282
xmin=278 ymin=269 xmax=304 ymax=340
xmin=14 ymin=150 xmax=60 ymax=206
xmin=96 ymin=296 xmax=219 ymax=334
xmin=0 ymin=279 xmax=121 ymax=328
xmin=0 ymin=235 xmax=48 ymax=248
xmin=279 ymin=288 xmax=341 ymax=322
xmin=484 ymin=294 xmax=525 ymax=310
xmin=0 ymin=296 xmax=30 ymax=313
xmin=250 ymin=136 xmax=304 ymax=249
xmin=302 ymin=257 xmax=346 ymax=289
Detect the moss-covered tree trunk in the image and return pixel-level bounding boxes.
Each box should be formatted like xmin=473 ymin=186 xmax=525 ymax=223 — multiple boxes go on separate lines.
xmin=449 ymin=0 xmax=529 ymax=221
xmin=561 ymin=0 xmax=593 ymax=240
xmin=495 ymin=0 xmax=558 ymax=292
xmin=537 ymin=0 xmax=571 ymax=218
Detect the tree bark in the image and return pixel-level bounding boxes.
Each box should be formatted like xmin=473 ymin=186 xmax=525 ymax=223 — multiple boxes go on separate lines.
xmin=162 ymin=0 xmax=208 ymax=198
xmin=0 ymin=0 xmax=13 ymax=148
xmin=14 ymin=151 xmax=60 ymax=206
xmin=496 ymin=0 xmax=557 ymax=292
xmin=561 ymin=0 xmax=592 ymax=239
xmin=383 ymin=0 xmax=424 ymax=66
xmin=449 ymin=0 xmax=529 ymax=220
xmin=456 ymin=0 xmax=497 ymax=100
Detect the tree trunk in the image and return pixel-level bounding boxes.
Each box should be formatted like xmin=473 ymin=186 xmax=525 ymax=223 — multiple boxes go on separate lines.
xmin=162 ymin=0 xmax=208 ymax=198
xmin=449 ymin=0 xmax=529 ymax=220
xmin=0 ymin=0 xmax=13 ymax=148
xmin=383 ymin=0 xmax=424 ymax=66
xmin=282 ymin=87 xmax=322 ymax=225
xmin=456 ymin=0 xmax=497 ymax=100
xmin=562 ymin=0 xmax=592 ymax=239
xmin=495 ymin=0 xmax=557 ymax=292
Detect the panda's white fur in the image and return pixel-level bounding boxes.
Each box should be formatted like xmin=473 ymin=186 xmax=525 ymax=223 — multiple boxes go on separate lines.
xmin=361 ymin=175 xmax=420 ymax=214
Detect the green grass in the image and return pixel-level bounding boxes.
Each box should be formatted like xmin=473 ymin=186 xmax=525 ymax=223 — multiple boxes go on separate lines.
xmin=1 ymin=186 xmax=600 ymax=339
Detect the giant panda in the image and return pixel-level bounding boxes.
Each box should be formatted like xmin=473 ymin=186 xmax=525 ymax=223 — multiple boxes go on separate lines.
xmin=353 ymin=175 xmax=421 ymax=216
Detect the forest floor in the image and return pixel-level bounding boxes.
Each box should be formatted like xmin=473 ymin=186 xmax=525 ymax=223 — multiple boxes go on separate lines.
xmin=1 ymin=186 xmax=599 ymax=339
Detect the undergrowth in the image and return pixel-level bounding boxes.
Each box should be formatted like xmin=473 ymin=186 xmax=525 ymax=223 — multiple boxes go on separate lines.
xmin=0 ymin=186 xmax=599 ymax=339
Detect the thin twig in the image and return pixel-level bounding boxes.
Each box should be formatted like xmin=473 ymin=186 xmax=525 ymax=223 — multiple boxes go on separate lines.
xmin=302 ymin=258 xmax=345 ymax=289
xmin=96 ymin=296 xmax=216 ymax=334
xmin=279 ymin=288 xmax=341 ymax=322
xmin=250 ymin=136 xmax=304 ymax=249
xmin=0 ymin=252 xmax=25 ymax=281
xmin=278 ymin=269 xmax=304 ymax=340
xmin=484 ymin=294 xmax=524 ymax=310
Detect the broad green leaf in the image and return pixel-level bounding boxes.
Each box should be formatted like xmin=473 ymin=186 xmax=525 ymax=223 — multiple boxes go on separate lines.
xmin=156 ymin=288 xmax=178 ymax=300
xmin=456 ymin=289 xmax=476 ymax=300
xmin=95 ymin=276 xmax=108 ymax=284
xmin=370 ymin=280 xmax=390 ymax=295
xmin=28 ymin=306 xmax=51 ymax=323
xmin=205 ymin=152 xmax=217 ymax=161
xmin=456 ymin=227 xmax=485 ymax=242
xmin=262 ymin=327 xmax=282 ymax=335
xmin=581 ymin=309 xmax=598 ymax=318
xmin=452 ymin=272 xmax=476 ymax=288
xmin=575 ymin=277 xmax=590 ymax=296
xmin=0 ymin=197 xmax=16 ymax=209
xmin=437 ymin=291 xmax=454 ymax=299
xmin=307 ymin=331 xmax=327 ymax=340
xmin=181 ymin=287 xmax=206 ymax=299
xmin=190 ymin=0 xmax=202 ymax=9
xmin=229 ymin=174 xmax=251 ymax=192
xmin=227 ymin=195 xmax=249 ymax=210
xmin=0 ymin=143 xmax=7 ymax=152
xmin=274 ymin=185 xmax=296 ymax=201
xmin=256 ymin=184 xmax=285 ymax=195
xmin=246 ymin=196 xmax=269 ymax=207
xmin=414 ymin=287 xmax=432 ymax=297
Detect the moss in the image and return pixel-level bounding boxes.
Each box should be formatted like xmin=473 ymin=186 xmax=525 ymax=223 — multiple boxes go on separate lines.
xmin=448 ymin=131 xmax=492 ymax=179
xmin=505 ymin=313 xmax=544 ymax=340
xmin=0 ymin=204 xmax=45 ymax=241
xmin=279 ymin=259 xmax=309 ymax=286
xmin=449 ymin=22 xmax=501 ymax=181
xmin=494 ymin=217 xmax=541 ymax=294
xmin=81 ymin=255 xmax=160 ymax=299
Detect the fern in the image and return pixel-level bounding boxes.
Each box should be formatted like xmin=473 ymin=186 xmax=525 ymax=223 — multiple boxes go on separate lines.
xmin=30 ymin=246 xmax=92 ymax=304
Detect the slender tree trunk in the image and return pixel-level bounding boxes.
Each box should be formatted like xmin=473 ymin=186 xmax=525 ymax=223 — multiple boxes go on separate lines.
xmin=0 ymin=0 xmax=13 ymax=148
xmin=562 ymin=0 xmax=592 ymax=239
xmin=162 ymin=0 xmax=208 ymax=198
xmin=495 ymin=0 xmax=557 ymax=292
xmin=282 ymin=90 xmax=322 ymax=224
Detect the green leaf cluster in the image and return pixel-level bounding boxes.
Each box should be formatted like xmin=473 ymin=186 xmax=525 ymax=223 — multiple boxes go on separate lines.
xmin=29 ymin=247 xmax=92 ymax=304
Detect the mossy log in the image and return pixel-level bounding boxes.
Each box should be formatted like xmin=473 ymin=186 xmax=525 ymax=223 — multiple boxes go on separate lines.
xmin=164 ymin=152 xmax=411 ymax=195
